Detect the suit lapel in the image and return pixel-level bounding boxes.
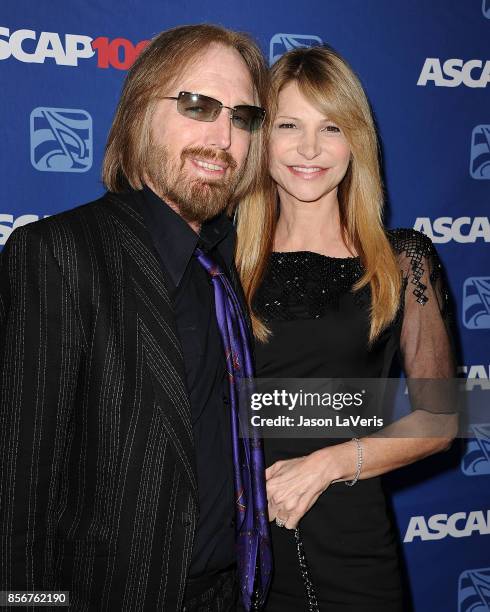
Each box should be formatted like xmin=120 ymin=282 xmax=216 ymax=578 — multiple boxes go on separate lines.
xmin=101 ymin=191 xmax=198 ymax=500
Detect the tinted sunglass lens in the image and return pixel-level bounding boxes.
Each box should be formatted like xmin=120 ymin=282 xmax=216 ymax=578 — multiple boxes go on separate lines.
xmin=177 ymin=93 xmax=220 ymax=122
xmin=231 ymin=108 xmax=252 ymax=131
xmin=232 ymin=106 xmax=265 ymax=132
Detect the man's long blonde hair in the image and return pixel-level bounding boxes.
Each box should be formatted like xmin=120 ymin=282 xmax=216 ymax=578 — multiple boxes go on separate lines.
xmin=235 ymin=45 xmax=401 ymax=343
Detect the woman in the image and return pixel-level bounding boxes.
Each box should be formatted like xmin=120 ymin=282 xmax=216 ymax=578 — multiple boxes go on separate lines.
xmin=235 ymin=46 xmax=458 ymax=611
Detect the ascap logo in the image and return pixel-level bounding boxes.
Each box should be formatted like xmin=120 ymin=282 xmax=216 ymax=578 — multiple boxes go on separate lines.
xmin=404 ymin=509 xmax=490 ymax=542
xmin=0 ymin=214 xmax=50 ymax=246
xmin=417 ymin=58 xmax=490 ymax=88
xmin=470 ymin=125 xmax=490 ymax=179
xmin=0 ymin=26 xmax=94 ymax=66
xmin=0 ymin=26 xmax=148 ymax=70
xmin=30 ymin=107 xmax=93 ymax=173
xmin=462 ymin=278 xmax=490 ymax=330
xmin=269 ymin=34 xmax=322 ymax=65
xmin=414 ymin=217 xmax=490 ymax=243
xmin=458 ymin=567 xmax=490 ymax=611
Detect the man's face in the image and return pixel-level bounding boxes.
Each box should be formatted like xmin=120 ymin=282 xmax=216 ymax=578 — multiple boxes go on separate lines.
xmin=146 ymin=43 xmax=255 ymax=224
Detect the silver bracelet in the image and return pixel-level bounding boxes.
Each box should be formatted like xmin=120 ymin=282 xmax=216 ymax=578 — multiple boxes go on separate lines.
xmin=345 ymin=437 xmax=363 ymax=487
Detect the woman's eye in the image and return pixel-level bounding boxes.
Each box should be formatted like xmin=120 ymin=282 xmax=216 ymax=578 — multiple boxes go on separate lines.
xmin=323 ymin=124 xmax=341 ymax=133
xmin=277 ymin=122 xmax=296 ymax=129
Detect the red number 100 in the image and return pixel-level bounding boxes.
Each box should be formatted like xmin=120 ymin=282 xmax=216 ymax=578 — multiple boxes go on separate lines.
xmin=92 ymin=37 xmax=149 ymax=70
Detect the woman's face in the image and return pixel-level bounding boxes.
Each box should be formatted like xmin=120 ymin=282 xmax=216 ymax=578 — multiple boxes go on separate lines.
xmin=269 ymin=81 xmax=351 ymax=205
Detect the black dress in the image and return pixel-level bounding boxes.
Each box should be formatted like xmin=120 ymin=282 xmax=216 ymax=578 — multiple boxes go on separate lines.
xmin=253 ymin=229 xmax=454 ymax=612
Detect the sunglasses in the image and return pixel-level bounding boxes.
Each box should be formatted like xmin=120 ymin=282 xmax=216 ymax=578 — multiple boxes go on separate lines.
xmin=162 ymin=91 xmax=266 ymax=132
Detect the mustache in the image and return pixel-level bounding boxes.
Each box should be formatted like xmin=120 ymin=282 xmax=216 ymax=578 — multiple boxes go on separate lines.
xmin=181 ymin=146 xmax=238 ymax=170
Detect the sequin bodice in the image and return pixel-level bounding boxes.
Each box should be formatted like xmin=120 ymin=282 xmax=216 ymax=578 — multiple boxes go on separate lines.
xmin=254 ymin=228 xmax=448 ymax=324
xmin=254 ymin=252 xmax=368 ymax=322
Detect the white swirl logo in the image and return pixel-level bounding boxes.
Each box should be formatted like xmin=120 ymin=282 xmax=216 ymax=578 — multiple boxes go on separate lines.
xmin=483 ymin=0 xmax=490 ymax=19
xmin=30 ymin=107 xmax=93 ymax=173
xmin=470 ymin=125 xmax=490 ymax=179
xmin=463 ymin=278 xmax=490 ymax=330
xmin=458 ymin=567 xmax=490 ymax=612
xmin=269 ymin=33 xmax=322 ymax=65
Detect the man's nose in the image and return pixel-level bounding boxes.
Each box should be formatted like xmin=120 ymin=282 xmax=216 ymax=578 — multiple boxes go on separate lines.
xmin=204 ymin=107 xmax=232 ymax=150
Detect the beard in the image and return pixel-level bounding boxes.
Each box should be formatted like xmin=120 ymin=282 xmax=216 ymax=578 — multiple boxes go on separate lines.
xmin=145 ymin=143 xmax=243 ymax=224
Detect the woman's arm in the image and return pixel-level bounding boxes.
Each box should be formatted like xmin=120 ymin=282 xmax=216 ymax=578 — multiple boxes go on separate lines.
xmin=267 ymin=413 xmax=457 ymax=530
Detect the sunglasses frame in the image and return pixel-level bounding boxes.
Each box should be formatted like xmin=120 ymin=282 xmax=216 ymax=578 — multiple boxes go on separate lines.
xmin=162 ymin=91 xmax=266 ymax=132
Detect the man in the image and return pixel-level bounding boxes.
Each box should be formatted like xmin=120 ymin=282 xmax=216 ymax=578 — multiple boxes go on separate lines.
xmin=0 ymin=24 xmax=270 ymax=611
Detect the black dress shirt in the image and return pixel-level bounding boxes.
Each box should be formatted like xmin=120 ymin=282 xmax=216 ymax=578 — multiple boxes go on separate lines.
xmin=140 ymin=186 xmax=236 ymax=578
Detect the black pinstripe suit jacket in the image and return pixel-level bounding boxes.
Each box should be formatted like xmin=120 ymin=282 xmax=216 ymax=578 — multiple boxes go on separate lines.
xmin=0 ymin=190 xmax=225 ymax=610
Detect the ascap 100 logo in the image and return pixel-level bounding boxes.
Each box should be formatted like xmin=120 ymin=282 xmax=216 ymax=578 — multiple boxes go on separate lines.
xmin=0 ymin=26 xmax=149 ymax=70
xmin=417 ymin=58 xmax=490 ymax=88
xmin=30 ymin=107 xmax=93 ymax=173
xmin=0 ymin=214 xmax=50 ymax=247
xmin=269 ymin=34 xmax=322 ymax=65
xmin=470 ymin=125 xmax=490 ymax=179
xmin=414 ymin=217 xmax=490 ymax=243
xmin=462 ymin=277 xmax=490 ymax=330
xmin=458 ymin=567 xmax=490 ymax=611
xmin=403 ymin=509 xmax=490 ymax=542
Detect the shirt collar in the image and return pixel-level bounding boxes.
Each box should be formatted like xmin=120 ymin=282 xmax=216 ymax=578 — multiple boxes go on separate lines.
xmin=140 ymin=185 xmax=235 ymax=287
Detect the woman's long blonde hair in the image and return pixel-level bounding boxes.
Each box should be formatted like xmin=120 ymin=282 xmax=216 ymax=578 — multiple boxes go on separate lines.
xmin=235 ymin=45 xmax=401 ymax=343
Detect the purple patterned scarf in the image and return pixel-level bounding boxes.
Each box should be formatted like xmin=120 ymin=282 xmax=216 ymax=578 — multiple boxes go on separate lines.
xmin=194 ymin=247 xmax=272 ymax=610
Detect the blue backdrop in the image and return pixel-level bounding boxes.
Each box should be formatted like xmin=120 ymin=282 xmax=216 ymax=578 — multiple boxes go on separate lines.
xmin=1 ymin=2 xmax=489 ymax=610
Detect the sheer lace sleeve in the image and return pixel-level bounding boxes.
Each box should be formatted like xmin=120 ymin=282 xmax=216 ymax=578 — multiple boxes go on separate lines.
xmin=390 ymin=229 xmax=458 ymax=414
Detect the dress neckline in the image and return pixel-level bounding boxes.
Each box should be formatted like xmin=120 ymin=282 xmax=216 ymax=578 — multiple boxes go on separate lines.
xmin=271 ymin=250 xmax=360 ymax=262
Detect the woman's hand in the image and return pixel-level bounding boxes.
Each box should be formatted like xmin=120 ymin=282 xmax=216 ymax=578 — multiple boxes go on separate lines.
xmin=266 ymin=449 xmax=338 ymax=529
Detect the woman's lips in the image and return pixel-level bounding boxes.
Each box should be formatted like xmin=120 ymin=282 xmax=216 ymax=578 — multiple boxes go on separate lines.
xmin=287 ymin=165 xmax=329 ymax=180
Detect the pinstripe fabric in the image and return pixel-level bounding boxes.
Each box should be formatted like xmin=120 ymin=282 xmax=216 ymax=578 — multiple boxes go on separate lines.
xmin=0 ymin=191 xmax=202 ymax=610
